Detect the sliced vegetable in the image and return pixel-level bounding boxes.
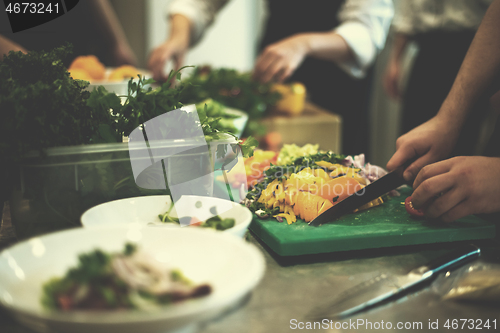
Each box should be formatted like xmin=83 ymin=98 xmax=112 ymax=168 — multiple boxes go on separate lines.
xmin=404 ymin=196 xmax=424 ymax=218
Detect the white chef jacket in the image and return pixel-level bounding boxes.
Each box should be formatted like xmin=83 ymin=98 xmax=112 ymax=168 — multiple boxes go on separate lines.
xmin=167 ymin=0 xmax=394 ymax=78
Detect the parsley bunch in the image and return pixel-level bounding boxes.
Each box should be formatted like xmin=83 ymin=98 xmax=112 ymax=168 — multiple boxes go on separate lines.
xmin=0 ymin=44 xmax=120 ymax=157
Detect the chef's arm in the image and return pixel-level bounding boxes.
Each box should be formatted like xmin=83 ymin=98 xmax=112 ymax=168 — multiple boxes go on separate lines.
xmin=386 ymin=0 xmax=500 ymax=181
xmin=383 ymin=33 xmax=410 ymax=99
xmin=253 ymin=0 xmax=393 ymax=83
xmin=87 ymin=0 xmax=137 ymax=66
xmin=148 ymin=0 xmax=229 ymax=82
xmin=147 ymin=14 xmax=192 ymax=82
xmin=0 ymin=35 xmax=27 ymax=58
xmin=437 ymin=0 xmax=500 ymax=129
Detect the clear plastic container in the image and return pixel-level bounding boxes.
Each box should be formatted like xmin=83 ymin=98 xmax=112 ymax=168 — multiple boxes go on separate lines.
xmin=9 ymin=134 xmax=237 ymax=240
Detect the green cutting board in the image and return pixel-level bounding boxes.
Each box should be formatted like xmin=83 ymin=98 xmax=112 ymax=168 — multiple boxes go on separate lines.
xmin=249 ymin=186 xmax=496 ymax=256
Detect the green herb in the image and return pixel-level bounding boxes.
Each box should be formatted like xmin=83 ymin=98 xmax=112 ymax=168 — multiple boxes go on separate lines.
xmin=0 ymin=44 xmax=120 ymax=157
xmin=158 ymin=201 xmax=179 ymax=223
xmin=179 ymin=66 xmax=282 ymax=137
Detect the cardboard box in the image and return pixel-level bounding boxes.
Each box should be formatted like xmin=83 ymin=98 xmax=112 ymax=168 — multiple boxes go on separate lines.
xmin=261 ymin=102 xmax=342 ymax=153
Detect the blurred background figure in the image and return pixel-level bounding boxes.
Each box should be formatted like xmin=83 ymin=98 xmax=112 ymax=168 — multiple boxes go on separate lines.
xmin=0 ymin=0 xmax=137 ymax=66
xmin=383 ymin=0 xmax=494 ymax=156
xmin=148 ymin=0 xmax=394 ymax=157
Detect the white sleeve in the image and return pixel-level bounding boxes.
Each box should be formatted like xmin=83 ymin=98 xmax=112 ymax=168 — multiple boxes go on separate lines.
xmin=167 ymin=0 xmax=230 ymax=46
xmin=391 ymin=0 xmax=416 ymax=35
xmin=334 ymin=0 xmax=394 ymax=78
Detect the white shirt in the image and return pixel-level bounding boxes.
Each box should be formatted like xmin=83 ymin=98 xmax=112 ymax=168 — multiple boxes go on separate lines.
xmin=167 ymin=0 xmax=393 ymax=78
xmin=392 ymin=0 xmax=494 ymax=36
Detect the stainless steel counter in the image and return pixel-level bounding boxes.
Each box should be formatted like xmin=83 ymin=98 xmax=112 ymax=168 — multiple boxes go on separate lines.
xmin=1 ymin=203 xmax=499 ymax=333
xmin=198 ymin=235 xmax=500 ymax=333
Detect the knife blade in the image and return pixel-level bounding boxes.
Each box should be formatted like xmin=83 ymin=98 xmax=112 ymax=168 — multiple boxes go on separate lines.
xmin=309 ymin=164 xmax=407 ymax=226
xmin=305 ymin=244 xmax=481 ymax=321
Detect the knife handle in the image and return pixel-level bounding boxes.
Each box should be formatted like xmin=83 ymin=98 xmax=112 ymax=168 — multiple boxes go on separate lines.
xmin=420 ymin=244 xmax=480 ymax=276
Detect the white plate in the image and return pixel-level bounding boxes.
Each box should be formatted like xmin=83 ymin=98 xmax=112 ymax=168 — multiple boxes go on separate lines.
xmin=81 ymin=195 xmax=252 ymax=238
xmin=0 ymin=226 xmax=265 ymax=333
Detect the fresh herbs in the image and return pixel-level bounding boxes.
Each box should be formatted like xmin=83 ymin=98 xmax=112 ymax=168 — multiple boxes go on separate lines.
xmin=179 ymin=66 xmax=282 ymax=137
xmin=0 ymin=44 xmax=120 ymax=157
xmin=158 ymin=201 xmax=235 ymax=231
xmin=0 ymin=46 xmax=257 ymax=158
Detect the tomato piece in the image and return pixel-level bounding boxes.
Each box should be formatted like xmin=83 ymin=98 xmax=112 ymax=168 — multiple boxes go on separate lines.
xmin=404 ymin=196 xmax=424 ymax=218
xmin=189 ymin=217 xmax=203 ymax=226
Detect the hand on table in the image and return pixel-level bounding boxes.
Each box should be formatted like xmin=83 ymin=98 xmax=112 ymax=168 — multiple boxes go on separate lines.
xmin=253 ymin=34 xmax=309 ymax=84
xmin=411 ymin=156 xmax=500 ymax=222
xmin=148 ymin=37 xmax=189 ymax=83
xmin=386 ymin=116 xmax=460 ymax=182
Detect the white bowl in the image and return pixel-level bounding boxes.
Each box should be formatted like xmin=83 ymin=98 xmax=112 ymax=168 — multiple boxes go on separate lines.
xmin=0 ymin=226 xmax=265 ymax=333
xmin=81 ymin=195 xmax=252 ymax=238
xmin=86 ymin=67 xmax=152 ymax=96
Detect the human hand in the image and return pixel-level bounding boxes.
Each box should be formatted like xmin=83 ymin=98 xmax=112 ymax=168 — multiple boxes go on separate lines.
xmin=411 ymin=156 xmax=500 ymax=222
xmin=386 ymin=116 xmax=460 ymax=182
xmin=148 ymin=37 xmax=189 ymax=83
xmin=383 ymin=57 xmax=401 ymax=100
xmin=253 ymin=34 xmax=309 ymax=84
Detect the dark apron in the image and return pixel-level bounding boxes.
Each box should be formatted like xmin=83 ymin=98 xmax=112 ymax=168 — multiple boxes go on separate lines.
xmin=259 ymin=0 xmax=373 ymax=156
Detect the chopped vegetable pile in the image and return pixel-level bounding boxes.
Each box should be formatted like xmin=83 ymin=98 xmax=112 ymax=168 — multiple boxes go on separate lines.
xmin=41 ymin=243 xmax=211 ymax=311
xmin=243 ymin=145 xmax=395 ymax=224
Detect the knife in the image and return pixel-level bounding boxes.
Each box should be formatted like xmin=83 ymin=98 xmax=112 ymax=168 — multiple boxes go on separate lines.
xmin=309 ymin=164 xmax=407 ymax=226
xmin=305 ymin=244 xmax=481 ymax=321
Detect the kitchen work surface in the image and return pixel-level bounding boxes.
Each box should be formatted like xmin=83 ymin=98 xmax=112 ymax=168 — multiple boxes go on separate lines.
xmin=250 ymin=187 xmax=496 ymax=256
xmin=1 ymin=202 xmax=500 ymax=333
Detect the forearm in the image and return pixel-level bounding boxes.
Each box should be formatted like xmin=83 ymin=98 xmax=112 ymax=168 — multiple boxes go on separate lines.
xmin=300 ymin=31 xmax=355 ymax=65
xmin=88 ymin=0 xmax=129 ymax=47
xmin=0 ymin=35 xmax=26 ymax=57
xmin=168 ymin=14 xmax=192 ymax=46
xmin=389 ymin=33 xmax=409 ymax=64
xmin=438 ymin=0 xmax=500 ymax=127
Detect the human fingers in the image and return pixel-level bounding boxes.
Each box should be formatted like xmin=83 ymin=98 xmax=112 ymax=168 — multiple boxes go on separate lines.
xmin=148 ymin=46 xmax=171 ymax=82
xmin=253 ymin=52 xmax=277 ymax=83
xmin=386 ymin=137 xmax=423 ymax=177
xmin=276 ymin=65 xmax=294 ymax=83
xmin=439 ymin=198 xmax=473 ymax=222
xmin=411 ymin=171 xmax=455 ymax=209
xmin=413 ymin=159 xmax=453 ymax=189
xmin=423 ymin=186 xmax=467 ymax=219
xmin=260 ymin=58 xmax=286 ymax=84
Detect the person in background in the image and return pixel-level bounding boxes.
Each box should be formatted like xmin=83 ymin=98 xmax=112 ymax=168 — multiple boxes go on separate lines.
xmin=383 ymin=0 xmax=494 ymax=156
xmin=148 ymin=0 xmax=393 ymax=157
xmin=386 ymin=0 xmax=500 ymax=223
xmin=0 ymin=0 xmax=137 ymax=66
